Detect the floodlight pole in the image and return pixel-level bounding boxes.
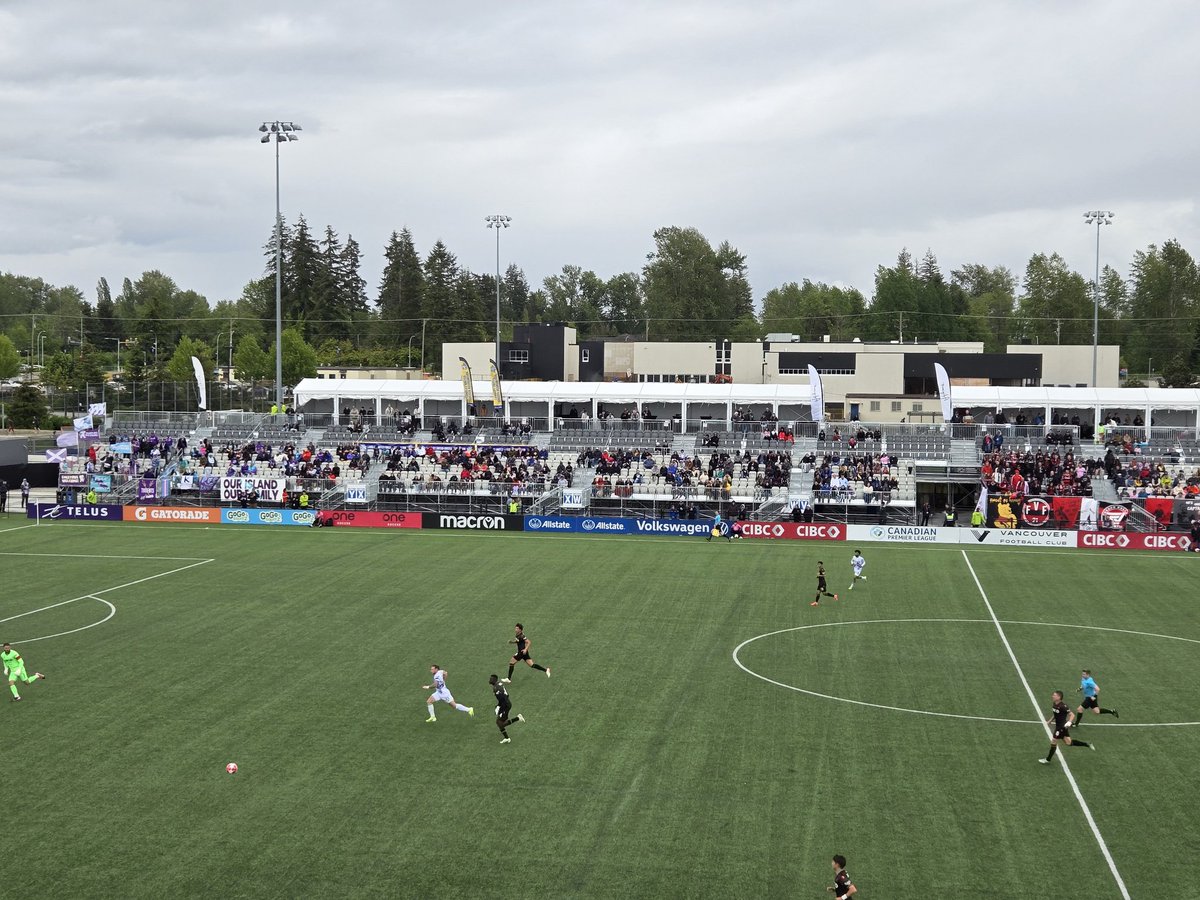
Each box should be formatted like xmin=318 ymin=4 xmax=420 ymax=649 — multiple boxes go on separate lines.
xmin=260 ymin=121 xmax=302 ymax=411
xmin=485 ymin=214 xmax=511 ymax=391
xmin=1083 ymin=210 xmax=1114 ymax=387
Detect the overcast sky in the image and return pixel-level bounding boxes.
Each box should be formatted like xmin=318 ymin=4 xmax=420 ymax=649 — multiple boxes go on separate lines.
xmin=2 ymin=1 xmax=1197 ymax=314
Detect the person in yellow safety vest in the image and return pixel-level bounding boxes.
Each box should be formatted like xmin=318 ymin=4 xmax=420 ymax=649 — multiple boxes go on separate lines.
xmin=85 ymin=488 xmax=98 ymax=504
xmin=298 ymin=491 xmax=310 ymax=509
xmin=970 ymin=507 xmax=985 ymax=527
xmin=944 ymin=506 xmax=957 ymax=526
xmin=508 ymin=497 xmax=519 ymax=514
xmin=270 ymin=403 xmax=278 ymax=417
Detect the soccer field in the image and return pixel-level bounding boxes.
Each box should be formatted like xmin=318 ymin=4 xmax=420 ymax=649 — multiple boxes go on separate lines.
xmin=1 ymin=519 xmax=1197 ymax=899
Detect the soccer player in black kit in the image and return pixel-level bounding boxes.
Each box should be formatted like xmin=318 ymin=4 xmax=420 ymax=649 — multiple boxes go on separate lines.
xmin=489 ymin=674 xmax=525 ymax=744
xmin=810 ymin=562 xmax=839 ymax=607
xmin=826 ymin=854 xmax=856 ymax=896
xmin=1040 ymin=690 xmax=1093 ymax=763
xmin=502 ymin=623 xmax=550 ymax=682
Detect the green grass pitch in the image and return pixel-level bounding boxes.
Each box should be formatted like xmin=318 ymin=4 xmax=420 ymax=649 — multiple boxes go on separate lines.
xmin=1 ymin=519 xmax=1197 ymax=899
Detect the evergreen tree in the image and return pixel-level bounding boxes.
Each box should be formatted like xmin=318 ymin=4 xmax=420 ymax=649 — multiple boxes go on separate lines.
xmin=420 ymin=241 xmax=458 ymax=373
xmin=502 ymin=264 xmax=532 ymax=324
xmin=9 ymin=382 xmax=47 ymax=428
xmin=376 ymin=228 xmax=425 ymax=350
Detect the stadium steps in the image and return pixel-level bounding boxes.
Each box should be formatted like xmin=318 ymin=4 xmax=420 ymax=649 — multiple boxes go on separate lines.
xmin=950 ymin=438 xmax=979 ymax=466
xmin=1091 ymin=478 xmax=1119 ymax=503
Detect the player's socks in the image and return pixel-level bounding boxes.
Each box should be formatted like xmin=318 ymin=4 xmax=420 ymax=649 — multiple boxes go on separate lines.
xmin=427 ymin=704 xmax=435 ymax=718
xmin=1101 ymin=707 xmax=1116 ymax=716
xmin=8 ymin=684 xmax=18 ymax=698
xmin=1045 ymin=745 xmax=1057 ymax=761
xmin=1070 ymin=739 xmax=1090 ymax=748
xmin=531 ymin=664 xmax=547 ymax=673
xmin=507 ymin=664 xmax=515 ymax=679
xmin=454 ymin=703 xmax=470 ymax=713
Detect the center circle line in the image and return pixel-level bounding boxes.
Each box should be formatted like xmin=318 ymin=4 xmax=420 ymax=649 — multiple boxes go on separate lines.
xmin=733 ymin=617 xmax=1200 ymax=727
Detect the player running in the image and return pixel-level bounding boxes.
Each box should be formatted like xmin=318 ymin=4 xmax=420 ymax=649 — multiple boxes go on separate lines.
xmin=502 ymin=623 xmax=550 ymax=682
xmin=1039 ymin=690 xmax=1092 ymax=763
xmin=1074 ymin=669 xmax=1118 ymax=726
xmin=489 ymin=674 xmax=525 ymax=744
xmin=2 ymin=642 xmax=45 ymax=702
xmin=826 ymin=854 xmax=857 ymax=897
xmin=811 ymin=562 xmax=838 ymax=607
xmin=848 ymin=550 xmax=867 ymax=591
xmin=422 ymin=665 xmax=473 ymax=723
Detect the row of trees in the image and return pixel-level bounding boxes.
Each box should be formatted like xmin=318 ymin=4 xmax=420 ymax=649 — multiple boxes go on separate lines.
xmin=1 ymin=226 xmax=1198 ymax=391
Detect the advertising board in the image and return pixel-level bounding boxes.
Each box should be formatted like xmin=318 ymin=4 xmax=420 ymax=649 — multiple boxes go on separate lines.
xmin=128 ymin=506 xmax=221 ymax=523
xmin=345 ymin=485 xmax=368 ymax=504
xmin=1077 ymin=532 xmax=1192 ymax=551
xmin=220 ymin=509 xmax=317 ymax=527
xmin=739 ymin=521 xmax=845 ymax=541
xmin=962 ymin=528 xmax=1074 ymax=548
xmin=58 ymin=473 xmax=88 ymax=487
xmin=27 ymin=503 xmax=123 ymax=521
xmin=423 ymin=513 xmax=524 ymax=531
xmin=846 ymin=524 xmax=954 ymax=544
xmin=319 ymin=510 xmax=421 ymax=529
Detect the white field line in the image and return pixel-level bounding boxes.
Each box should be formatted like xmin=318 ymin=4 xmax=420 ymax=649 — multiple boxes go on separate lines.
xmin=16 ymin=597 xmax=116 ymax=644
xmin=0 ymin=558 xmax=213 ymax=627
xmin=961 ymin=550 xmax=1131 ymax=900
xmin=0 ymin=551 xmax=211 ymax=562
xmin=0 ymin=523 xmax=38 ymax=534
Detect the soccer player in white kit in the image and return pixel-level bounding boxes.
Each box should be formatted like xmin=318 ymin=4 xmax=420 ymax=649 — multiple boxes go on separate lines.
xmin=423 ymin=665 xmax=474 ymax=722
xmin=848 ymin=550 xmax=867 ymax=591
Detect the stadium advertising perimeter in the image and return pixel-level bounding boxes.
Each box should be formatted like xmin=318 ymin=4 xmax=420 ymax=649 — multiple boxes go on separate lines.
xmin=22 ymin=502 xmax=1197 ymax=551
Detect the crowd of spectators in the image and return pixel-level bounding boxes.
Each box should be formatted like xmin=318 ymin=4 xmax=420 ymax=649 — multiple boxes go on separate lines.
xmin=377 ymin=444 xmax=555 ymax=494
xmin=1105 ymin=452 xmax=1200 ymax=499
xmin=980 ymin=448 xmax=1103 ymax=497
xmin=804 ymin=449 xmax=899 ymax=502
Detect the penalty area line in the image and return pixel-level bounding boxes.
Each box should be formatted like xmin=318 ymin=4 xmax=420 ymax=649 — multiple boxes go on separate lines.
xmin=0 ymin=558 xmax=214 ymax=627
xmin=961 ymin=550 xmax=1131 ymax=900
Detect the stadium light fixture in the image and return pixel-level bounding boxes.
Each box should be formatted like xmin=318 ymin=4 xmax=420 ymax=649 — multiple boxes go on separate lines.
xmin=260 ymin=120 xmax=302 ymax=411
xmin=1082 ymin=211 xmax=1114 ymax=388
xmin=485 ymin=214 xmax=512 ymax=399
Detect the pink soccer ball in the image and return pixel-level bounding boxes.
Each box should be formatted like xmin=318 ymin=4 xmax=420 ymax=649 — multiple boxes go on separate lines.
xmin=226 ymin=762 xmax=238 ymax=775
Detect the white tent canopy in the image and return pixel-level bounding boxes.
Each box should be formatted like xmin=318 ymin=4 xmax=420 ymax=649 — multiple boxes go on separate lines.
xmin=294 ymin=378 xmax=812 ymax=429
xmin=952 ymin=386 xmax=1200 ymax=431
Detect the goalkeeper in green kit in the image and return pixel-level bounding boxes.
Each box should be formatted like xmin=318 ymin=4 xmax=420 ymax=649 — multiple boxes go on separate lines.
xmin=2 ymin=643 xmax=45 ymax=702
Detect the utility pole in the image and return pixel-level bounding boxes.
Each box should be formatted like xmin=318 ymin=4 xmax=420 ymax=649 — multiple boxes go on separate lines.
xmin=898 ymin=311 xmax=904 ymax=343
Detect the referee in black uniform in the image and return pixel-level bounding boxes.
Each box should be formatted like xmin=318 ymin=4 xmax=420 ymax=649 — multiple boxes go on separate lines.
xmin=490 ymin=674 xmax=525 ymax=744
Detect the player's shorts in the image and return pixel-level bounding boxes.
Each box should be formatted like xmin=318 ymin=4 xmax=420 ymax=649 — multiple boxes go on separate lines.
xmin=853 ymin=567 xmax=865 ymax=576
xmin=1081 ymin=696 xmax=1099 ymax=710
xmin=513 ymin=651 xmax=531 ymax=661
xmin=1053 ymin=727 xmax=1070 ymax=740
xmin=817 ymin=578 xmax=828 ymax=591
xmin=5 ymin=667 xmax=26 ymax=682
xmin=496 ymin=701 xmax=511 ymax=720
xmin=432 ymin=688 xmax=454 ymax=704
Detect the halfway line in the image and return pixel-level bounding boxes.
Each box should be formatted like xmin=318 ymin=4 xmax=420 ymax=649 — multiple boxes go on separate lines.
xmin=961 ymin=550 xmax=1131 ymax=900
